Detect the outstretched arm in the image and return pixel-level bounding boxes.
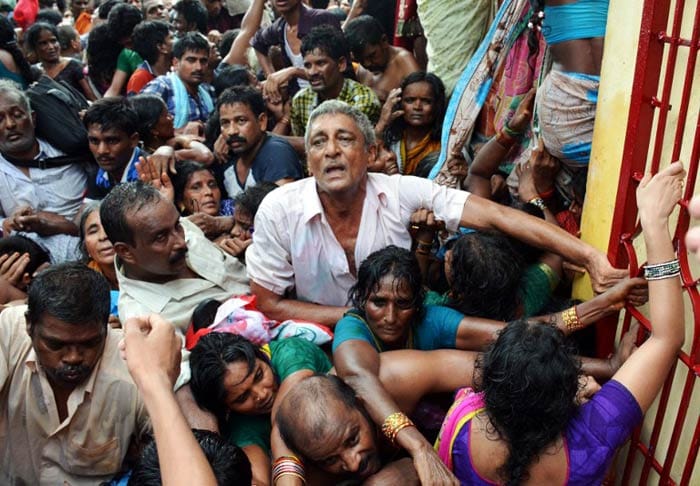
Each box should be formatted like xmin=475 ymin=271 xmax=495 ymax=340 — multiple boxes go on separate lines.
xmin=459 ymin=195 xmax=627 ymax=293
xmin=612 ymin=161 xmax=685 ymax=412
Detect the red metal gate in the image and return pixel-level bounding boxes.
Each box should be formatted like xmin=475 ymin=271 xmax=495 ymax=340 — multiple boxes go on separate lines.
xmin=606 ymin=0 xmax=700 ymax=484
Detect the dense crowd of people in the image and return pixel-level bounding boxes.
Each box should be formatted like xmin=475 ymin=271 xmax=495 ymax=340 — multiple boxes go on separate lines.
xmin=0 ymin=0 xmax=692 ymax=484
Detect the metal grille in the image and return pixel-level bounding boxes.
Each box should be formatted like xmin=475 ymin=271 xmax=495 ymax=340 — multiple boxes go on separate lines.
xmin=606 ymin=0 xmax=700 ymax=484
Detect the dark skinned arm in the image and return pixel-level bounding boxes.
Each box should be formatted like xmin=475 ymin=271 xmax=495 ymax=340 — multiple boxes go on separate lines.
xmin=334 ymin=340 xmax=458 ymax=486
xmin=251 ymin=281 xmax=348 ymax=327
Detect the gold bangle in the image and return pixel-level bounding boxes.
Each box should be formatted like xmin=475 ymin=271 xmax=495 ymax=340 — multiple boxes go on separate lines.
xmin=381 ymin=412 xmax=414 ymax=446
xmin=562 ymin=306 xmax=583 ymax=332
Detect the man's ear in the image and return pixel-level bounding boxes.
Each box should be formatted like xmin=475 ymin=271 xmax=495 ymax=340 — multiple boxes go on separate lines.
xmin=129 ymin=131 xmax=140 ymax=149
xmin=257 ymin=111 xmax=268 ymax=130
xmin=366 ymin=141 xmax=377 ymax=169
xmin=338 ymin=56 xmax=347 ymax=74
xmin=172 ymin=56 xmax=180 ymax=69
xmin=113 ymin=241 xmax=137 ymax=265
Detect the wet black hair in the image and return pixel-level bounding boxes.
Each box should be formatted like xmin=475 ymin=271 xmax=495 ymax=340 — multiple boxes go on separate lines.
xmin=217 ymin=84 xmax=266 ymax=117
xmin=172 ymin=0 xmax=208 ymax=34
xmin=26 ymin=262 xmax=110 ymax=332
xmin=87 ymin=23 xmax=122 ymax=89
xmin=348 ymin=245 xmax=424 ymax=314
xmin=130 ymin=93 xmax=167 ymax=146
xmin=173 ymin=31 xmax=209 ymax=59
xmin=212 ymin=64 xmax=254 ymax=97
xmin=83 ymin=96 xmax=139 ymax=135
xmin=447 ymin=232 xmax=524 ymax=321
xmin=234 ymin=181 xmax=277 ymax=219
xmin=129 ymin=429 xmax=252 ymax=485
xmin=344 ymin=15 xmax=385 ymax=59
xmin=0 ymin=235 xmax=50 ymax=278
xmin=0 ymin=17 xmax=34 ymax=85
xmin=107 ymin=2 xmax=143 ymax=43
xmin=475 ymin=320 xmax=581 ymax=485
xmin=100 ymin=180 xmax=162 ymax=246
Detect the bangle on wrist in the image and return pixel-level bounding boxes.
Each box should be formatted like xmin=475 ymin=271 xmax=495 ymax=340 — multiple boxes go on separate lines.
xmin=528 ymin=196 xmax=547 ymax=211
xmin=381 ymin=412 xmax=415 ymax=446
xmin=272 ymin=456 xmax=306 ymax=485
xmin=503 ymin=121 xmax=524 ymax=139
xmin=562 ymin=305 xmax=583 ymax=333
xmin=643 ymin=259 xmax=680 ymax=280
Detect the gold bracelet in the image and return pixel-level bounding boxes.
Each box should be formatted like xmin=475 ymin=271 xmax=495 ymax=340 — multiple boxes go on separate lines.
xmin=381 ymin=412 xmax=414 ymax=446
xmin=562 ymin=306 xmax=583 ymax=332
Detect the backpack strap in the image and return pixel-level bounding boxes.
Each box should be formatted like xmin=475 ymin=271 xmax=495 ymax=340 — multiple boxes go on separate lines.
xmin=3 ymin=153 xmax=91 ymax=170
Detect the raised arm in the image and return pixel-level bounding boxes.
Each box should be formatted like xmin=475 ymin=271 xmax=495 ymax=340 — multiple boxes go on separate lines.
xmin=122 ymin=314 xmax=218 ymax=486
xmin=612 ymin=161 xmax=685 ymax=412
xmin=221 ymin=0 xmax=265 ymax=67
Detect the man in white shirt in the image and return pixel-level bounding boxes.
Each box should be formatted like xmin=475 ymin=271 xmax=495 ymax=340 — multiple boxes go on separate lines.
xmin=246 ymin=100 xmax=626 ymax=326
xmin=0 ymin=81 xmax=86 ymax=262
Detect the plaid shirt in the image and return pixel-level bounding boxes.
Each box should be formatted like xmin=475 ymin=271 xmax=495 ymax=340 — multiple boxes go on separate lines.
xmin=141 ymin=75 xmax=215 ymax=124
xmin=290 ymin=78 xmax=381 ymax=136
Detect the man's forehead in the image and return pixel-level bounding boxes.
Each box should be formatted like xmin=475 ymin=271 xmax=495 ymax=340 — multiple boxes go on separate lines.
xmin=220 ymin=102 xmax=254 ymax=118
xmin=0 ymin=92 xmax=29 ymax=112
xmin=180 ymin=49 xmax=208 ymax=59
xmin=87 ymin=125 xmax=131 ymax=138
xmin=309 ymin=113 xmax=361 ymax=136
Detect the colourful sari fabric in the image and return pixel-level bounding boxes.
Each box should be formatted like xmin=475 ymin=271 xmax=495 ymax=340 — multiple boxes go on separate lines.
xmin=430 ymin=0 xmax=546 ymax=188
xmin=397 ymin=133 xmax=442 ymax=175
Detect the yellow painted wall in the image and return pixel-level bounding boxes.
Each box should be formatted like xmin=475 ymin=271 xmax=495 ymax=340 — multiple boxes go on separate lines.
xmin=578 ymin=0 xmax=700 ymax=484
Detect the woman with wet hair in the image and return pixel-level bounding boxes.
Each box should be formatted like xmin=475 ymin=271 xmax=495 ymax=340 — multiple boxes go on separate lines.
xmin=436 ymin=162 xmax=686 ymax=485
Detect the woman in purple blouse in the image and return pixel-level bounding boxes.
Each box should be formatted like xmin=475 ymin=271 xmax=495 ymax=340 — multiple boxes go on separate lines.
xmin=436 ymin=162 xmax=686 ymax=485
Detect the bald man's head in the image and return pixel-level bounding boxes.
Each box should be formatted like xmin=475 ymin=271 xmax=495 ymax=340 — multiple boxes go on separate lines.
xmin=275 ymin=375 xmax=382 ymax=478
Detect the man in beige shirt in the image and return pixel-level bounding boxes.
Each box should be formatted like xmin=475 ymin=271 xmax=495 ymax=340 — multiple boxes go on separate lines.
xmin=100 ymin=181 xmax=250 ymax=430
xmin=0 ymin=263 xmax=150 ymax=485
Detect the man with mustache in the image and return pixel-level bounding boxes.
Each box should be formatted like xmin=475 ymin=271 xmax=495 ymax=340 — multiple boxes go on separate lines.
xmin=0 ymin=81 xmax=86 ymax=262
xmin=216 ymin=85 xmax=302 ymax=198
xmin=142 ymin=33 xmax=215 ymax=136
xmin=0 ymin=263 xmax=150 ymax=484
xmin=290 ymin=25 xmax=380 ymax=137
xmin=100 ymin=181 xmax=249 ymax=428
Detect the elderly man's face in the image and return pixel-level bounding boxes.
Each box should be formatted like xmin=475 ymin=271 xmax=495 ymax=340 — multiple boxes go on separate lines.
xmin=28 ymin=312 xmax=106 ymax=390
xmin=0 ymin=92 xmax=36 ymax=157
xmin=306 ymin=113 xmax=376 ymax=197
xmin=302 ymin=401 xmax=381 ymax=479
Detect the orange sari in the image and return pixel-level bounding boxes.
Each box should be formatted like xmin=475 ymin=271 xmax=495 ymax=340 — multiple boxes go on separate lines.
xmin=401 ymin=133 xmax=441 ymax=175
